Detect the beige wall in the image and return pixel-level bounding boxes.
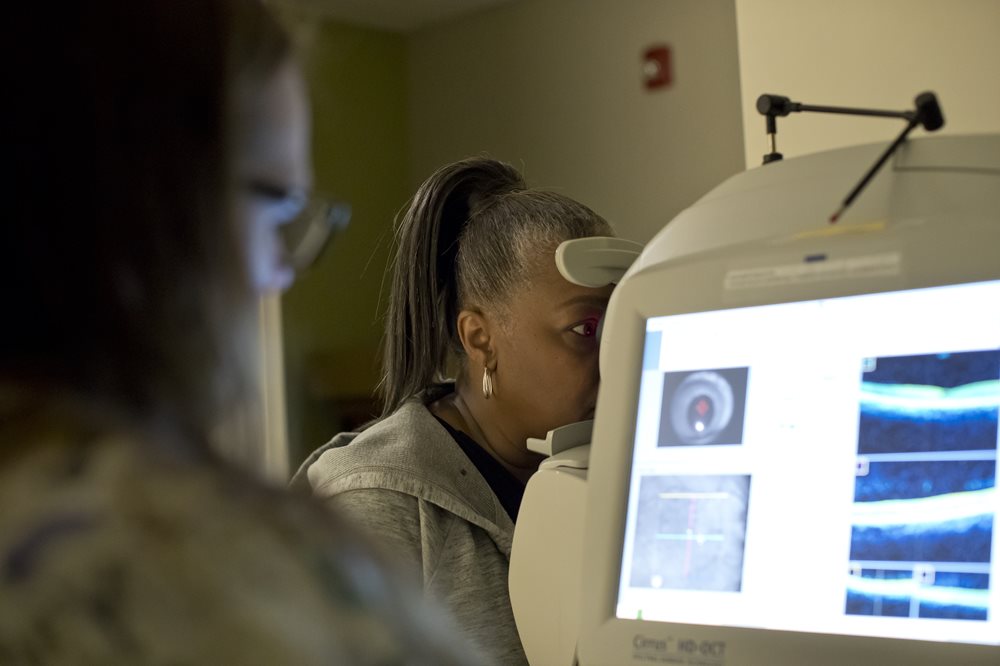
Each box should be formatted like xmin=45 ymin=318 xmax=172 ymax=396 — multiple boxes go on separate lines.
xmin=270 ymin=1 xmax=746 ymax=465
xmin=736 ymin=0 xmax=1000 ymax=168
xmin=407 ymin=0 xmax=746 ymax=243
xmin=272 ymin=1 xmax=748 ymax=465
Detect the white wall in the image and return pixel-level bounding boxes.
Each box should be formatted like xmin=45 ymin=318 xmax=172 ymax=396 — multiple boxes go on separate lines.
xmin=736 ymin=0 xmax=1000 ymax=169
xmin=406 ymin=0 xmax=745 ymax=243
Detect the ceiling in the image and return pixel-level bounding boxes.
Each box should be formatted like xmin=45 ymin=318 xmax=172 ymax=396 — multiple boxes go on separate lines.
xmin=282 ymin=0 xmax=516 ymax=33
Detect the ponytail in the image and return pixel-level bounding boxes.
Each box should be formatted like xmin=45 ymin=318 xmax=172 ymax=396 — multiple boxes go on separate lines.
xmin=379 ymin=157 xmax=524 ymax=417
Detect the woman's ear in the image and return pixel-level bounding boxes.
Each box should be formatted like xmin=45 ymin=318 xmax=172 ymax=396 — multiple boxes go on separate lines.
xmin=456 ymin=307 xmax=496 ymax=370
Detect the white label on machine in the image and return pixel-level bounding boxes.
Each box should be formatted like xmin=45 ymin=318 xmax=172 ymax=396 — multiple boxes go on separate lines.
xmin=724 ymin=252 xmax=901 ymax=290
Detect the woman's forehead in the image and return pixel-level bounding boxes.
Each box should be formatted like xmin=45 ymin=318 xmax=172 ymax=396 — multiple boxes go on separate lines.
xmin=516 ymin=254 xmax=612 ymax=311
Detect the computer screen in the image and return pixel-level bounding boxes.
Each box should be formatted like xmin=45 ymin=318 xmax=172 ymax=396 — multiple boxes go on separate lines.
xmin=616 ymin=279 xmax=1000 ymax=646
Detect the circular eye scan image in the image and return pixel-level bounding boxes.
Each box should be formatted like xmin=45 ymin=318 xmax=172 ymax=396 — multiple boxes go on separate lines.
xmin=659 ymin=368 xmax=749 ymax=447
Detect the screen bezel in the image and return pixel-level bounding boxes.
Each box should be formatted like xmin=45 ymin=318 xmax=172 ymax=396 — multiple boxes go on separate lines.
xmin=579 ymin=238 xmax=1000 ymax=665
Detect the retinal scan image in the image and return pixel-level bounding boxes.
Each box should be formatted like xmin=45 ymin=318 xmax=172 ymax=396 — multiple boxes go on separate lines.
xmin=629 ymin=474 xmax=751 ymax=592
xmin=658 ymin=367 xmax=749 ymax=447
xmin=846 ymin=350 xmax=1000 ymax=622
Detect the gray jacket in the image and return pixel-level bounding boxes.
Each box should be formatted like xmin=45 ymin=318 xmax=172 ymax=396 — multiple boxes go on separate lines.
xmin=291 ymin=398 xmax=528 ymax=666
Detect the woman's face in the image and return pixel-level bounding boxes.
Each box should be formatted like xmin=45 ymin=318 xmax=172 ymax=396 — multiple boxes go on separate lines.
xmin=488 ymin=248 xmax=614 ymax=445
xmin=236 ymin=60 xmax=312 ymax=293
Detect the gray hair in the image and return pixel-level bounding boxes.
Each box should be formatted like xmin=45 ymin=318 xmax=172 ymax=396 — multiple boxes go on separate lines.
xmin=379 ymin=157 xmax=613 ymax=417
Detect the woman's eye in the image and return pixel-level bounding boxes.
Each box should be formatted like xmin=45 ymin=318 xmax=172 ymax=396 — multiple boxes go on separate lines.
xmin=266 ymin=195 xmax=306 ymax=223
xmin=571 ymin=320 xmax=598 ymax=337
xmin=247 ymin=181 xmax=307 ymax=222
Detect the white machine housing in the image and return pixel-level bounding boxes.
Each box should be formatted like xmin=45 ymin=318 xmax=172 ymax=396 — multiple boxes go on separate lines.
xmin=511 ymin=134 xmax=1000 ymax=666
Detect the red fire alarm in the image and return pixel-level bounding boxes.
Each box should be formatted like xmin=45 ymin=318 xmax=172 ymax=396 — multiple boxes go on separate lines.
xmin=642 ymin=44 xmax=672 ymax=91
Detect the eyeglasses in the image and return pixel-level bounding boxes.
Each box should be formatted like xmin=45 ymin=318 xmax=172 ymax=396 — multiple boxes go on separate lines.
xmin=247 ymin=180 xmax=352 ymax=273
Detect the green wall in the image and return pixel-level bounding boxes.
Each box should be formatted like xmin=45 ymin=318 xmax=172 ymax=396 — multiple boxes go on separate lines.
xmin=281 ymin=20 xmax=408 ymax=466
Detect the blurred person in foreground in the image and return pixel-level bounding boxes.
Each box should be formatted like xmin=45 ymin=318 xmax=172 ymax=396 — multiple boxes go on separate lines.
xmin=0 ymin=1 xmax=479 ymax=663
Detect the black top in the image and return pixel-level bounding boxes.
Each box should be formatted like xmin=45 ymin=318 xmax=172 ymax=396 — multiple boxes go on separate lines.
xmin=433 ymin=415 xmax=524 ymax=522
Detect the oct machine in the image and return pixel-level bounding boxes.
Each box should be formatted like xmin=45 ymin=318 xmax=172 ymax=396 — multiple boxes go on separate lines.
xmin=509 ymin=132 xmax=1000 ymax=665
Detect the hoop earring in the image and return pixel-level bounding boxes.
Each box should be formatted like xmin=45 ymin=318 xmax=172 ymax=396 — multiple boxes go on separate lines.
xmin=482 ymin=365 xmax=494 ymax=400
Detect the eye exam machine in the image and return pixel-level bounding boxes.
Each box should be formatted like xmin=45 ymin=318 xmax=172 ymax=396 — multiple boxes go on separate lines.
xmin=509 ymin=93 xmax=1000 ymax=666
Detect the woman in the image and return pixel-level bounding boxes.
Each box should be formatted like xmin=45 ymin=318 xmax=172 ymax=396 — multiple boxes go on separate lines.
xmin=0 ymin=2 xmax=473 ymax=663
xmin=294 ymin=157 xmax=616 ymax=664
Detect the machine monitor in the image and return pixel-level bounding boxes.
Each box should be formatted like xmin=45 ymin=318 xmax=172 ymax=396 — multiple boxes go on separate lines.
xmin=576 ymin=135 xmax=1000 ymax=666
xmin=620 ymin=280 xmax=999 ymax=645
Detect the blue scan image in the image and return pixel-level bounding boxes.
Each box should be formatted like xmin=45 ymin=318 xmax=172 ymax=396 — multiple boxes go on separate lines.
xmin=850 ymin=460 xmax=995 ymax=563
xmin=919 ymin=572 xmax=990 ymax=621
xmin=853 ymin=460 xmax=996 ymax=503
xmin=846 ymin=569 xmax=914 ymax=618
xmin=847 ymin=349 xmax=999 ymax=622
xmin=846 ymin=569 xmax=990 ymax=621
xmin=858 ymin=350 xmax=1000 ymax=454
